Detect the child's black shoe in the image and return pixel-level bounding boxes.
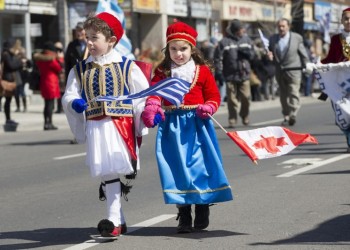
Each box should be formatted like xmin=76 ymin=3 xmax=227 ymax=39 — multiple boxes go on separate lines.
xmin=176 ymin=205 xmax=192 ymax=233
xmin=194 ymin=204 xmax=210 ymax=230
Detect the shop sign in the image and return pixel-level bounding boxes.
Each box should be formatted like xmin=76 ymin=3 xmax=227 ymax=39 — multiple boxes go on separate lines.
xmin=190 ymin=0 xmax=211 ymax=18
xmin=166 ymin=0 xmax=187 ymax=17
xmin=133 ymin=0 xmax=159 ymax=13
xmin=314 ymin=0 xmax=331 ymax=21
xmin=330 ymin=3 xmax=342 ymax=23
xmin=304 ymin=4 xmax=313 ymax=22
xmin=222 ymin=1 xmax=258 ymax=21
xmin=0 ymin=0 xmax=29 ymax=11
xmin=11 ymin=23 xmax=42 ymax=37
xmin=258 ymin=5 xmax=274 ymax=21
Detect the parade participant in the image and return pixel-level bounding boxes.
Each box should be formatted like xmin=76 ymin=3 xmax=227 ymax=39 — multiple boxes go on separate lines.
xmin=268 ymin=18 xmax=309 ymax=126
xmin=142 ymin=21 xmax=233 ymax=234
xmin=62 ymin=12 xmax=149 ymax=237
xmin=320 ymin=7 xmax=350 ymax=152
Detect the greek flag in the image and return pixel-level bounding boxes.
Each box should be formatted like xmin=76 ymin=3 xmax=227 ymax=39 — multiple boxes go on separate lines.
xmin=94 ymin=77 xmax=191 ymax=107
xmin=96 ymin=0 xmax=135 ymax=59
xmin=314 ymin=62 xmax=350 ymax=129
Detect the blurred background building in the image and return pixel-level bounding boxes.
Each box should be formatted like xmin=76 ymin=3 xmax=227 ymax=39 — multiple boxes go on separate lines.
xmin=0 ymin=0 xmax=349 ymax=60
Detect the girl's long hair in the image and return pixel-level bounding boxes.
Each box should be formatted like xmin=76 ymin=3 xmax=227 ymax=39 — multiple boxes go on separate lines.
xmin=156 ymin=43 xmax=214 ymax=77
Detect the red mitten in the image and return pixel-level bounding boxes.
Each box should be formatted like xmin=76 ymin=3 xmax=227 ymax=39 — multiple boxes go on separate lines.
xmin=196 ymin=103 xmax=217 ymax=119
xmin=142 ymin=100 xmax=165 ymax=128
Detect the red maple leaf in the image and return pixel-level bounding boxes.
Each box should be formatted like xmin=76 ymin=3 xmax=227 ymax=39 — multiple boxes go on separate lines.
xmin=252 ymin=135 xmax=288 ymax=154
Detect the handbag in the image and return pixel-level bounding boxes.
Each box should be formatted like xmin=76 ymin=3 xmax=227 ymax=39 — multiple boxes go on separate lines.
xmin=0 ymin=62 xmax=17 ymax=97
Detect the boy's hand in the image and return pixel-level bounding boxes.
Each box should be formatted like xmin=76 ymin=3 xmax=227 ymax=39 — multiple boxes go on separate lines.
xmin=72 ymin=99 xmax=87 ymax=113
xmin=142 ymin=100 xmax=165 ymax=128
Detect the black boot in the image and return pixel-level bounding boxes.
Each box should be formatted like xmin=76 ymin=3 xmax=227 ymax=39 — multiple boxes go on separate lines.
xmin=176 ymin=205 xmax=192 ymax=233
xmin=194 ymin=204 xmax=210 ymax=230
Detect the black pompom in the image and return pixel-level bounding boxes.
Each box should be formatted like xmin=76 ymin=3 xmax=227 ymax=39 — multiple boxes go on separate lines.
xmin=97 ymin=219 xmax=115 ymax=234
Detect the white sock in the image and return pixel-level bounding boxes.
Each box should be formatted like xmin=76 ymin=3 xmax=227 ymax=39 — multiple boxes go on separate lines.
xmin=120 ymin=207 xmax=125 ymax=225
xmin=105 ymin=179 xmax=121 ymax=226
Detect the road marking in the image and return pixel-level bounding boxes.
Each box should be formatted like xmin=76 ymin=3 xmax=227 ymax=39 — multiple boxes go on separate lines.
xmin=125 ymin=214 xmax=176 ymax=234
xmin=277 ymin=158 xmax=323 ymax=169
xmin=62 ymin=214 xmax=176 ymax=250
xmin=277 ymin=154 xmax=350 ymax=177
xmin=53 ymin=153 xmax=86 ymax=160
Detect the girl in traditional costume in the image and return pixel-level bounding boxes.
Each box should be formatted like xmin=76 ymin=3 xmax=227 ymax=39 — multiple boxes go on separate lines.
xmin=62 ymin=12 xmax=149 ymax=237
xmin=142 ymin=21 xmax=233 ymax=233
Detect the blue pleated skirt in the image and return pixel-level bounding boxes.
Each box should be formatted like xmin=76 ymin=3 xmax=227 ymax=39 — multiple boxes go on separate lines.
xmin=155 ymin=109 xmax=233 ymax=204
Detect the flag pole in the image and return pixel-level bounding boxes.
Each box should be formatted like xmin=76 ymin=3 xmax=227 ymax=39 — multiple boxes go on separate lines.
xmin=208 ymin=114 xmax=228 ymax=133
xmin=208 ymin=114 xmax=258 ymax=165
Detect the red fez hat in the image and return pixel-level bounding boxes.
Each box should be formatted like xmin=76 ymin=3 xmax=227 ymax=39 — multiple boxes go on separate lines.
xmin=166 ymin=21 xmax=198 ymax=47
xmin=343 ymin=7 xmax=350 ymax=13
xmin=96 ymin=12 xmax=123 ymax=42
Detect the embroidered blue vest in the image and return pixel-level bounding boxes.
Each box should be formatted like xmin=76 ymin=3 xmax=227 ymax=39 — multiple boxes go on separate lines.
xmin=74 ymin=56 xmax=134 ymax=119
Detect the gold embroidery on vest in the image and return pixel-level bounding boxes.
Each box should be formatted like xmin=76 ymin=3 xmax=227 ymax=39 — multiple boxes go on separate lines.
xmin=80 ymin=62 xmax=133 ymax=119
xmin=340 ymin=36 xmax=350 ymax=60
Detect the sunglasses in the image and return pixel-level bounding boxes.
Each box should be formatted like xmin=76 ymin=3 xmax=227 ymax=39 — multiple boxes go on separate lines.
xmin=55 ymin=47 xmax=63 ymax=52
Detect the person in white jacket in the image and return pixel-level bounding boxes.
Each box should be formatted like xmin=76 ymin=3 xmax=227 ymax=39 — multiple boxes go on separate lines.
xmin=62 ymin=12 xmax=149 ymax=238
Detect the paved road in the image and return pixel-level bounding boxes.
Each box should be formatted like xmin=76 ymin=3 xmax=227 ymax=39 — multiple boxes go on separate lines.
xmin=1 ymin=94 xmax=349 ymax=250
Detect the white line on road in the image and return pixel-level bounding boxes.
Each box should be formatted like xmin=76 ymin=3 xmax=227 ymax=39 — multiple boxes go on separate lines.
xmin=62 ymin=214 xmax=176 ymax=250
xmin=277 ymin=154 xmax=350 ymax=177
xmin=53 ymin=153 xmax=86 ymax=160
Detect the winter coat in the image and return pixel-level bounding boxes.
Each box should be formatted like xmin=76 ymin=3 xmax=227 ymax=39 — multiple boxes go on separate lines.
xmin=214 ymin=34 xmax=255 ymax=82
xmin=34 ymin=50 xmax=63 ymax=99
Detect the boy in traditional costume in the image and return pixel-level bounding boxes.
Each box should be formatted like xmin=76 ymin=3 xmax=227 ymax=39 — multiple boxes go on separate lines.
xmin=62 ymin=12 xmax=149 ymax=237
xmin=142 ymin=21 xmax=233 ymax=233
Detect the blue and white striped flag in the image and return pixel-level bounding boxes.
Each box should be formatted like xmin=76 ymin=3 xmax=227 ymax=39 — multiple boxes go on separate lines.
xmin=94 ymin=77 xmax=191 ymax=107
xmin=96 ymin=0 xmax=135 ymax=59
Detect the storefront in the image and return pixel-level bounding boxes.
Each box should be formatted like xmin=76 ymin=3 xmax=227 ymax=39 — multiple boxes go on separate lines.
xmin=0 ymin=0 xmax=30 ymax=57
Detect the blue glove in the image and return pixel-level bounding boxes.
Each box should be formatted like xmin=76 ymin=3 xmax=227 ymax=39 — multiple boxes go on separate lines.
xmin=72 ymin=99 xmax=87 ymax=113
xmin=152 ymin=113 xmax=163 ymax=127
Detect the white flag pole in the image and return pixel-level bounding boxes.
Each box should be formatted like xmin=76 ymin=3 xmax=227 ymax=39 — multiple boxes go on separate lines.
xmin=208 ymin=114 xmax=258 ymax=165
xmin=208 ymin=114 xmax=228 ymax=133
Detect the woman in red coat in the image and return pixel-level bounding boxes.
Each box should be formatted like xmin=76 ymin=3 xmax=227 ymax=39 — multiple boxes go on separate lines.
xmin=34 ymin=41 xmax=63 ymax=130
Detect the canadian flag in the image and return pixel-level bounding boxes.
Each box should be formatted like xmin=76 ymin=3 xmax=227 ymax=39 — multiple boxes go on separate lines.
xmin=227 ymin=126 xmax=318 ymax=162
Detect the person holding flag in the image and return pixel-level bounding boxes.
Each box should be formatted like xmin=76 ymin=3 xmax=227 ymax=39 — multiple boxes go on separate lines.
xmin=62 ymin=12 xmax=150 ymax=238
xmin=317 ymin=7 xmax=350 ymax=153
xmin=142 ymin=21 xmax=233 ymax=234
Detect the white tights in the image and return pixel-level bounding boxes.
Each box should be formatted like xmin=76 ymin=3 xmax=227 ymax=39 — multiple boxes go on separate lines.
xmin=102 ymin=175 xmax=125 ymax=226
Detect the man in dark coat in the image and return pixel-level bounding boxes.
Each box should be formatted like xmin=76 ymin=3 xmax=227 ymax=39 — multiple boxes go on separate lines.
xmin=214 ymin=19 xmax=255 ymax=127
xmin=64 ymin=22 xmax=87 ymax=81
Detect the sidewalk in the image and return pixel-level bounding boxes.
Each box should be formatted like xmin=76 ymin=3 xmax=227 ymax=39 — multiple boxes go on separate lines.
xmin=0 ymin=94 xmax=69 ymax=134
xmin=0 ymin=94 xmax=320 ymax=134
